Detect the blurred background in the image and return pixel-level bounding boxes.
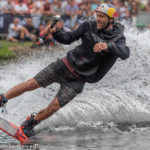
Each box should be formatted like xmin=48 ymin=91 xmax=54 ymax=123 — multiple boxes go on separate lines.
xmin=0 ymin=0 xmax=150 ymax=45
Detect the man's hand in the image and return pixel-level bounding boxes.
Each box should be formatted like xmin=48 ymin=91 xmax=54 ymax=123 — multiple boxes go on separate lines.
xmin=46 ymin=26 xmax=56 ymax=35
xmin=93 ymin=43 xmax=108 ymax=53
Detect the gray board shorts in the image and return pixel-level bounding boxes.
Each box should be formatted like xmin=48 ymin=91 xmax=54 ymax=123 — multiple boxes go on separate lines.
xmin=34 ymin=59 xmax=85 ymax=107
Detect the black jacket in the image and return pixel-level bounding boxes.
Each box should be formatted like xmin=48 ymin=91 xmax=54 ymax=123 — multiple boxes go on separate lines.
xmin=52 ymin=20 xmax=130 ymax=83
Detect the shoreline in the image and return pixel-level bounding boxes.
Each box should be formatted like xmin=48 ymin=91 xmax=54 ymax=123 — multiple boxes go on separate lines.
xmin=0 ymin=41 xmax=33 ymax=59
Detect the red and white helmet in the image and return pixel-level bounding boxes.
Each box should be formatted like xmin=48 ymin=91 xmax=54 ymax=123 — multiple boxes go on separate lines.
xmin=95 ymin=3 xmax=119 ymax=18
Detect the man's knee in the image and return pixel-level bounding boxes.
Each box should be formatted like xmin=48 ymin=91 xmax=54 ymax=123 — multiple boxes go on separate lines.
xmin=56 ymin=86 xmax=77 ymax=107
xmin=25 ymin=78 xmax=40 ymax=90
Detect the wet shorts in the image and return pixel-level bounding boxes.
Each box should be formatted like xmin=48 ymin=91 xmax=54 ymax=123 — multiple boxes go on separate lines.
xmin=34 ymin=59 xmax=85 ymax=107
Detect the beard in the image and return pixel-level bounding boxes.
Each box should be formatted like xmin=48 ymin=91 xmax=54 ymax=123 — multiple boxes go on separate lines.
xmin=97 ymin=21 xmax=109 ymax=30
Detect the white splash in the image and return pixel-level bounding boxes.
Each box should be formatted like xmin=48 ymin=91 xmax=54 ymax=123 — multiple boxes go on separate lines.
xmin=0 ymin=26 xmax=150 ymax=130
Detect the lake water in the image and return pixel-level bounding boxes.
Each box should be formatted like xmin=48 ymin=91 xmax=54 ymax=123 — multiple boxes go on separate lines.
xmin=0 ymin=25 xmax=150 ymax=150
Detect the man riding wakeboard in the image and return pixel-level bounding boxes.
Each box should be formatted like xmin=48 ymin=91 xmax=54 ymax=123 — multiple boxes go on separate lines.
xmin=0 ymin=3 xmax=130 ymax=139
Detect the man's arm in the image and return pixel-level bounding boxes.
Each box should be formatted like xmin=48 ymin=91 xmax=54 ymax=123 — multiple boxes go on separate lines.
xmin=107 ymin=35 xmax=130 ymax=60
xmin=12 ymin=26 xmax=21 ymax=31
xmin=52 ymin=22 xmax=87 ymax=45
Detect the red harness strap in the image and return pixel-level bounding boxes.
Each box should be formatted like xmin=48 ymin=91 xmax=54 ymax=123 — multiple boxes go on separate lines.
xmin=62 ymin=57 xmax=85 ymax=82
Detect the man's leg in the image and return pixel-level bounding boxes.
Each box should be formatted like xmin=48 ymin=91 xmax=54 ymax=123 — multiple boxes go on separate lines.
xmin=9 ymin=37 xmax=18 ymax=43
xmin=18 ymin=97 xmax=61 ymax=138
xmin=34 ymin=83 xmax=77 ymax=122
xmin=20 ymin=27 xmax=26 ymax=40
xmin=4 ymin=78 xmax=40 ymax=100
xmin=19 ymin=83 xmax=77 ymax=138
xmin=34 ymin=97 xmax=61 ymax=122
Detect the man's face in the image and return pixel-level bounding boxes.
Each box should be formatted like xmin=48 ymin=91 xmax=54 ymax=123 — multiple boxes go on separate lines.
xmin=19 ymin=0 xmax=23 ymax=4
xmin=45 ymin=0 xmax=49 ymax=4
xmin=70 ymin=1 xmax=75 ymax=6
xmin=56 ymin=21 xmax=64 ymax=29
xmin=96 ymin=12 xmax=109 ymax=30
xmin=14 ymin=18 xmax=19 ymax=25
xmin=8 ymin=0 xmax=11 ymax=4
xmin=27 ymin=18 xmax=32 ymax=25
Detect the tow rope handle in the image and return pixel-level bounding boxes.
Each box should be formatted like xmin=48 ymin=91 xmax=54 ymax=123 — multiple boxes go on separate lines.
xmin=38 ymin=15 xmax=60 ymax=45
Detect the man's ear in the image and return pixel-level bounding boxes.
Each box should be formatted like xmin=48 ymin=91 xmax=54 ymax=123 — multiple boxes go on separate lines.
xmin=110 ymin=18 xmax=114 ymax=24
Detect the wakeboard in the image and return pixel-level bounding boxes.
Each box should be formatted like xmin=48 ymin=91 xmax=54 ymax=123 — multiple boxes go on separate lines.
xmin=0 ymin=116 xmax=29 ymax=145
